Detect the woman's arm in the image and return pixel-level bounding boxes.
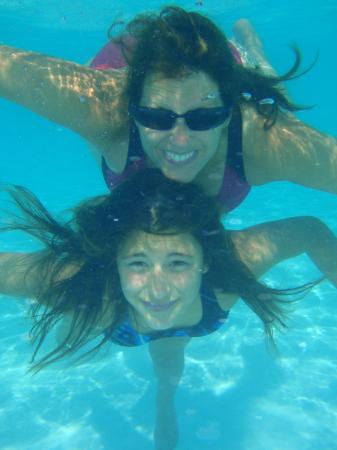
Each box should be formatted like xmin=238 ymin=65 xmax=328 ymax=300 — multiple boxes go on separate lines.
xmin=233 ymin=20 xmax=337 ymax=194
xmin=243 ymin=106 xmax=337 ymax=193
xmin=148 ymin=336 xmax=190 ymax=450
xmin=0 ymin=46 xmax=129 ymax=169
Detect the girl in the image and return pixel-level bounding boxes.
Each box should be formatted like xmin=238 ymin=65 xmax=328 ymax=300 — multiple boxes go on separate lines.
xmin=1 ymin=169 xmax=336 ymax=449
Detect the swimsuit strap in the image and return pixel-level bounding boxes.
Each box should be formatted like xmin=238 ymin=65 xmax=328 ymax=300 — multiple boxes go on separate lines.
xmin=107 ymin=284 xmax=229 ymax=346
xmin=226 ymin=105 xmax=245 ymax=178
xmin=101 ymin=125 xmax=146 ymax=190
xmin=217 ymin=105 xmax=251 ymax=211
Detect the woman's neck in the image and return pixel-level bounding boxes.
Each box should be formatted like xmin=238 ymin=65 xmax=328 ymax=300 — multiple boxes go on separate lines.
xmin=194 ymin=129 xmax=229 ymax=196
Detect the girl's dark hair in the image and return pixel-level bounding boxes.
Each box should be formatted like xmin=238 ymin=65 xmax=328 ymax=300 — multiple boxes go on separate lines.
xmin=2 ymin=169 xmax=316 ymax=371
xmin=111 ymin=6 xmax=314 ymax=129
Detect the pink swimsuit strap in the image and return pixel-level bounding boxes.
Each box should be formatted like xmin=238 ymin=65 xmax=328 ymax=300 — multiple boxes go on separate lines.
xmin=90 ymin=36 xmax=242 ymax=70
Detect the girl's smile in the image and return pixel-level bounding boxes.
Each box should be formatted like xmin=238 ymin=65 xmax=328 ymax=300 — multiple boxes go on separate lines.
xmin=117 ymin=231 xmax=206 ymax=331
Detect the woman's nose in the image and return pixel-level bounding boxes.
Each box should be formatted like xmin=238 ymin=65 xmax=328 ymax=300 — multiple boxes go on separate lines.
xmin=169 ymin=118 xmax=191 ymax=146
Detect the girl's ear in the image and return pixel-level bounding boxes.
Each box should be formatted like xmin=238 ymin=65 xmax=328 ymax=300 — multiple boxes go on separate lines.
xmin=202 ymin=264 xmax=209 ymax=274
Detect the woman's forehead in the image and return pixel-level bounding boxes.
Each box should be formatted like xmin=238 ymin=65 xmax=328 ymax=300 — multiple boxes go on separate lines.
xmin=140 ymin=72 xmax=222 ymax=109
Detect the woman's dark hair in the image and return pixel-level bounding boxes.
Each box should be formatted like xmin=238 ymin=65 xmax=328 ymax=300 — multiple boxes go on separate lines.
xmin=111 ymin=6 xmax=314 ymax=128
xmin=2 ymin=169 xmax=316 ymax=371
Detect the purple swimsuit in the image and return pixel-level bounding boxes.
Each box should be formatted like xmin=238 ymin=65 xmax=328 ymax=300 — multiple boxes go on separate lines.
xmin=91 ymin=40 xmax=251 ymax=212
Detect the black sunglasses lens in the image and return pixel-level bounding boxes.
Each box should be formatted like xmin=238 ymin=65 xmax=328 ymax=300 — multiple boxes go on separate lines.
xmin=131 ymin=105 xmax=232 ymax=131
xmin=133 ymin=108 xmax=173 ymax=130
xmin=186 ymin=108 xmax=231 ymax=130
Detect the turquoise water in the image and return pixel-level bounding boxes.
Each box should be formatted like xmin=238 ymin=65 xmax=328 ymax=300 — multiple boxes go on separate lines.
xmin=1 ymin=1 xmax=337 ymax=449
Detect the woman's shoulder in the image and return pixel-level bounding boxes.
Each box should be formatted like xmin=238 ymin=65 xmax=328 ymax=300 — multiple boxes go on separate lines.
xmin=240 ymin=103 xmax=300 ymax=185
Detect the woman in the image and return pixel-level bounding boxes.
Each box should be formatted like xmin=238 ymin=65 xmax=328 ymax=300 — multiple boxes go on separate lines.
xmin=1 ymin=7 xmax=336 ymax=212
xmin=1 ymin=169 xmax=336 ymax=450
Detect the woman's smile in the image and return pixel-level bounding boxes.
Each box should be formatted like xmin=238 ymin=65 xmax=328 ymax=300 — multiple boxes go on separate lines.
xmin=163 ymin=149 xmax=198 ymax=165
xmin=136 ymin=72 xmax=227 ymax=182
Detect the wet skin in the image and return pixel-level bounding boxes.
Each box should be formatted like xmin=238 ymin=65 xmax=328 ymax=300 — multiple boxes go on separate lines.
xmin=117 ymin=231 xmax=207 ymax=332
xmin=135 ymin=72 xmax=231 ymax=183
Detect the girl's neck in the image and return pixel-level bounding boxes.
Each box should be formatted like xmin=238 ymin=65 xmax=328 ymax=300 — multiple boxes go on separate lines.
xmin=130 ymin=295 xmax=203 ymax=334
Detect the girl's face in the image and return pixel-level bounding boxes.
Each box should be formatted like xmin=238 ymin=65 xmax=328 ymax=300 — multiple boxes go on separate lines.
xmin=135 ymin=72 xmax=230 ymax=183
xmin=117 ymin=230 xmax=206 ymax=331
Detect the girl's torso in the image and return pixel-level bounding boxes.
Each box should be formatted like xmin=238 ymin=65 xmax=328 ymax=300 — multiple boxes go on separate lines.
xmin=106 ymin=283 xmax=230 ymax=347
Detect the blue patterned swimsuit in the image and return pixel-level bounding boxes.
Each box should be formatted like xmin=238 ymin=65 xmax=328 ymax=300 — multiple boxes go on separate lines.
xmin=108 ymin=284 xmax=229 ymax=347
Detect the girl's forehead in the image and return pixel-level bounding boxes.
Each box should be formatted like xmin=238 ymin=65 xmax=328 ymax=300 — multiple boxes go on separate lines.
xmin=118 ymin=230 xmax=202 ymax=256
xmin=141 ymin=72 xmax=222 ymax=108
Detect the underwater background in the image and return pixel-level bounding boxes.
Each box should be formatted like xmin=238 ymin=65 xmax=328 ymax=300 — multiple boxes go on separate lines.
xmin=0 ymin=1 xmax=337 ymax=449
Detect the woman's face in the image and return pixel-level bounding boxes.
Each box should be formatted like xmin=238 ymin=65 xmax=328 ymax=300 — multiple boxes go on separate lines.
xmin=117 ymin=230 xmax=205 ymax=331
xmin=135 ymin=72 xmax=229 ymax=183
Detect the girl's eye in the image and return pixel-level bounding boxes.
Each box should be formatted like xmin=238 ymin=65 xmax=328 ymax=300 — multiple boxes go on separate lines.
xmin=170 ymin=260 xmax=190 ymax=270
xmin=127 ymin=261 xmax=148 ymax=270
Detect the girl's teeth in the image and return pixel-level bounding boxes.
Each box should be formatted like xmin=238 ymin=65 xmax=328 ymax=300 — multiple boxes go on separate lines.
xmin=143 ymin=300 xmax=178 ymax=311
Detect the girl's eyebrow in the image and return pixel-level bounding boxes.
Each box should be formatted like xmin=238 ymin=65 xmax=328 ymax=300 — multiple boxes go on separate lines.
xmin=168 ymin=252 xmax=193 ymax=258
xmin=123 ymin=251 xmax=193 ymax=259
xmin=122 ymin=252 xmax=146 ymax=259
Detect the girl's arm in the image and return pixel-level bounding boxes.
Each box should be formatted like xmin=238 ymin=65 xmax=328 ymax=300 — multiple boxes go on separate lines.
xmin=0 ymin=46 xmax=129 ymax=169
xmin=0 ymin=250 xmax=80 ymax=300
xmin=0 ymin=251 xmax=45 ymax=298
xmin=217 ymin=216 xmax=337 ymax=310
xmin=232 ymin=216 xmax=337 ymax=284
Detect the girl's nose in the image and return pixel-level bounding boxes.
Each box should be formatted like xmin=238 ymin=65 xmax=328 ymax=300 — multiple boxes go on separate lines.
xmin=148 ymin=270 xmax=171 ymax=302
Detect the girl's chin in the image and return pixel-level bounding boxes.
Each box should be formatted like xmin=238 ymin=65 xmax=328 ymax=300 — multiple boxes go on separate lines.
xmin=144 ymin=314 xmax=178 ymax=331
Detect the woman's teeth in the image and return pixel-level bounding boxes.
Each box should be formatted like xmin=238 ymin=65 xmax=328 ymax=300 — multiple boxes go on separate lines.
xmin=165 ymin=150 xmax=195 ymax=163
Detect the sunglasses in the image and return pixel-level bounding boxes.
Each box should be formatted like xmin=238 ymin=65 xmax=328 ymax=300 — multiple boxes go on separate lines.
xmin=129 ymin=103 xmax=232 ymax=131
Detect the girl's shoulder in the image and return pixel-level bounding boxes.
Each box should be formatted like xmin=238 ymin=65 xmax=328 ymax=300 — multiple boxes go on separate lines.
xmin=213 ymin=290 xmax=239 ymax=311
